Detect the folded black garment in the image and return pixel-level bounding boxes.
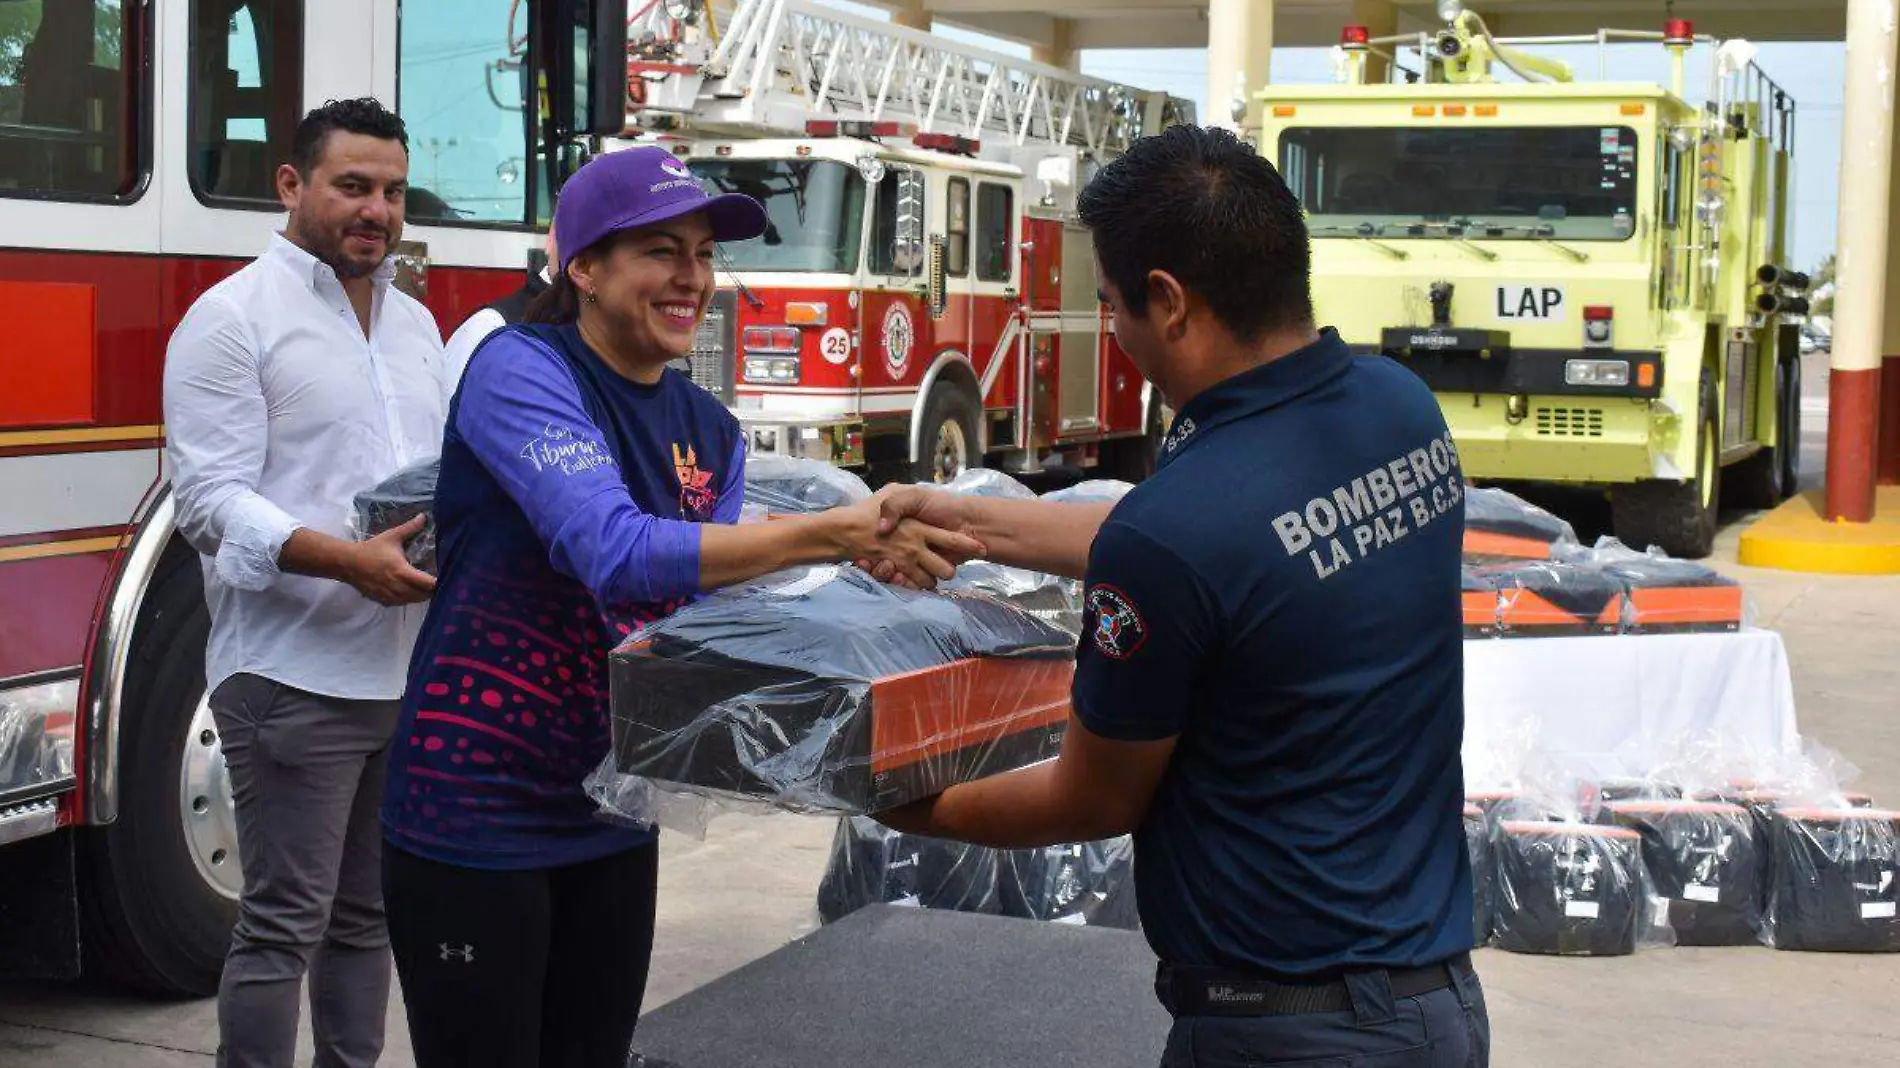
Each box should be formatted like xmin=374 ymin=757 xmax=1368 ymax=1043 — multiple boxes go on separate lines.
xmin=741 ymin=456 xmax=870 ymax=514
xmin=1462 ymin=487 xmax=1577 ymax=563
xmin=351 ymin=458 xmax=439 ymax=573
xmin=1596 ymin=557 xmax=1746 ymax=634
xmin=816 ymin=816 xmax=999 ymax=924
xmin=944 ymin=562 xmax=1084 ymax=637
xmin=997 ymin=838 xmax=1139 ymax=930
xmin=1464 ymin=805 xmax=1491 ymax=948
xmin=610 ymin=567 xmax=1076 ymax=813
xmin=1492 ymin=822 xmax=1643 ymax=956
xmin=1593 ymin=779 xmax=1684 ymax=805
xmin=1768 ymin=809 xmax=1900 ymax=952
xmin=1604 ymin=801 xmax=1763 ymax=947
xmin=1474 ymin=561 xmax=1625 ymax=637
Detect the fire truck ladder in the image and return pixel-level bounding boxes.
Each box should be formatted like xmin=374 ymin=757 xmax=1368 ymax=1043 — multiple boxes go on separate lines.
xmin=627 ymin=0 xmax=1193 ymax=157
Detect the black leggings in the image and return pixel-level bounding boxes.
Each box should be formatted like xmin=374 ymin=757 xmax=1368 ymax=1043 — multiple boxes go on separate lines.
xmin=384 ymin=840 xmax=660 ymax=1068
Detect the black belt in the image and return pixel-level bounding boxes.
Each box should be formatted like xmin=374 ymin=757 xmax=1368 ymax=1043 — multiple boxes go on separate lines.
xmin=1155 ymin=954 xmax=1470 ymax=1018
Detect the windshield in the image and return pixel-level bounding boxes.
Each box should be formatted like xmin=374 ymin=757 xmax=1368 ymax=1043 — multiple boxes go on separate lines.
xmin=690 ymin=159 xmax=867 ymax=272
xmin=1279 ymin=126 xmax=1639 ymax=241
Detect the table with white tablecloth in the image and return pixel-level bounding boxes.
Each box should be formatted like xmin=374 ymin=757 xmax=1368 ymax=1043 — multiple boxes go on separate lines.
xmin=1461 ymin=628 xmax=1800 ymax=782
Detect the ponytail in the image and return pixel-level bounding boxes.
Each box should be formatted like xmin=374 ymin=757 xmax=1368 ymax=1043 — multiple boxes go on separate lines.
xmin=524 ymin=270 xmax=582 ymax=325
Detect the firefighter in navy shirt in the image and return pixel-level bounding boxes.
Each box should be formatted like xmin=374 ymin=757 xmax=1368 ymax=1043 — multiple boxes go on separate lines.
xmin=379 ymin=147 xmax=982 ymax=1068
xmin=875 ymin=126 xmax=1488 ymax=1067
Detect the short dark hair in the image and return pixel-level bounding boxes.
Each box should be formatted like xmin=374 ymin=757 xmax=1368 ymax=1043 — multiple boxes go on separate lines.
xmin=1077 ymin=125 xmax=1312 ymax=343
xmin=290 ymin=98 xmax=409 ymax=176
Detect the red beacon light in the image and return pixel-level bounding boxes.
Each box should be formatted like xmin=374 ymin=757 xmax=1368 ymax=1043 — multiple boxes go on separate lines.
xmin=1663 ymin=18 xmax=1694 ymax=47
xmin=1340 ymin=24 xmax=1371 ymax=50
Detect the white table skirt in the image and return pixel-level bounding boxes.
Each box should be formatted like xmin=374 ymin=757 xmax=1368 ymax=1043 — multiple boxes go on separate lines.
xmin=1462 ymin=628 xmax=1800 ymax=785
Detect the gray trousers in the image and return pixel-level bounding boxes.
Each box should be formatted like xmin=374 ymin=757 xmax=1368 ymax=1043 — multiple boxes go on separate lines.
xmin=210 ymin=673 xmax=399 ymax=1068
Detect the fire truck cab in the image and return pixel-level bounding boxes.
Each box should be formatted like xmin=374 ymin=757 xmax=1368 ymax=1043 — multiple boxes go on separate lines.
xmin=0 ymin=0 xmax=624 ymax=995
xmin=1261 ymin=6 xmax=1805 ymax=558
xmin=616 ymin=0 xmax=1194 ymax=485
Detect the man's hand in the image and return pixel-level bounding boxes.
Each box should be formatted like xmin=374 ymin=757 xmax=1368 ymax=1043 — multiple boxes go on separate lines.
xmin=856 ymin=485 xmax=976 ymax=586
xmin=827 ymin=496 xmax=984 ymax=590
xmin=339 ymin=516 xmax=437 ymax=606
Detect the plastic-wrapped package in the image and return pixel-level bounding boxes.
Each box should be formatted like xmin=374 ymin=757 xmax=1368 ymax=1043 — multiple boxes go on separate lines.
xmin=1491 ymin=821 xmax=1647 ymax=956
xmin=997 ymin=837 xmax=1139 ymax=929
xmin=742 ymin=455 xmax=871 ymax=514
xmin=1475 ymin=561 xmax=1625 ymax=637
xmin=1764 ymin=808 xmax=1900 ymax=952
xmin=350 ymin=457 xmax=439 ymax=573
xmin=606 ymin=566 xmax=1075 ymax=816
xmin=1603 ymin=801 xmax=1763 ymax=946
xmin=816 ymin=815 xmax=1000 ymax=924
xmin=1464 ymin=804 xmax=1492 ymax=948
xmin=942 ymin=468 xmax=1037 ymax=499
xmin=1556 ymin=538 xmax=1747 ymax=634
xmin=1460 ymin=567 xmax=1499 ymax=638
xmin=1041 ymin=479 xmax=1135 ymax=505
xmin=1461 ymin=486 xmax=1578 ymax=563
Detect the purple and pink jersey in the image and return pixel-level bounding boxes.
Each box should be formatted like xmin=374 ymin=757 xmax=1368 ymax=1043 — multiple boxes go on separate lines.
xmin=382 ymin=323 xmax=744 ymax=870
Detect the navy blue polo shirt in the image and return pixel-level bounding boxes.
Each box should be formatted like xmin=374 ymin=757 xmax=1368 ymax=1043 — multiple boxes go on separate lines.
xmin=1075 ymin=327 xmax=1471 ymax=976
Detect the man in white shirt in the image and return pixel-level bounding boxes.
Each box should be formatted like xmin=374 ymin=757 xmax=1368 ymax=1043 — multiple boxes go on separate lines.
xmin=441 ymin=227 xmax=558 ymax=382
xmin=163 ymin=98 xmax=448 ymax=1068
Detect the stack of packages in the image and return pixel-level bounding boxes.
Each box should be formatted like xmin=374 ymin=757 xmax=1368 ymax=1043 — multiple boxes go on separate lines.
xmin=1459 ymin=487 xmax=1749 ymax=637
xmin=1464 ymin=733 xmax=1900 ymax=955
xmin=591 ymin=459 xmax=1142 ymax=929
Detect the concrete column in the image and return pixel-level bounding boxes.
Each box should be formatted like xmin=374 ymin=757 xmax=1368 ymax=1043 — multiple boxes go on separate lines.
xmin=1351 ymin=0 xmax=1397 ymax=84
xmin=1883 ymin=100 xmax=1900 ymax=487
xmin=1206 ymin=0 xmax=1274 ymax=140
xmin=1826 ymin=0 xmax=1898 ymax=520
xmin=892 ymin=0 xmax=931 ymax=32
xmin=1032 ymin=18 xmax=1078 ymax=71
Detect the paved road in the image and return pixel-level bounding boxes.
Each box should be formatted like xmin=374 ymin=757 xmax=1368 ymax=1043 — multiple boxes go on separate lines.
xmin=6 ymin=348 xmax=1898 ymax=1066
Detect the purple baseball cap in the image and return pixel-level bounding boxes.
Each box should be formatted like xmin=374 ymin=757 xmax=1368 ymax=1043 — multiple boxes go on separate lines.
xmin=552 ymin=146 xmax=767 ymax=273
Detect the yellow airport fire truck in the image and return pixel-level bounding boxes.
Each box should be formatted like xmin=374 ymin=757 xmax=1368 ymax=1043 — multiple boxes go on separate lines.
xmin=1260 ymin=4 xmax=1807 ymax=558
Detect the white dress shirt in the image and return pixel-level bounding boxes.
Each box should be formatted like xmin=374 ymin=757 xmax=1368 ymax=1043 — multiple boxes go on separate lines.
xmin=163 ymin=234 xmax=453 ymax=701
xmin=441 ymin=266 xmax=553 ymax=382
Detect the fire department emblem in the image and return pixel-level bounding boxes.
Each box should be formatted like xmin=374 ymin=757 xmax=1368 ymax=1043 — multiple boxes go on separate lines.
xmin=882 ymin=302 xmax=915 ymax=378
xmin=1085 ymin=584 xmax=1147 ymax=660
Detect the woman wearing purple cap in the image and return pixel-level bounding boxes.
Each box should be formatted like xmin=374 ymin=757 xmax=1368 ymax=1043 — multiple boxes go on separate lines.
xmin=378 ymin=146 xmax=981 ymax=1067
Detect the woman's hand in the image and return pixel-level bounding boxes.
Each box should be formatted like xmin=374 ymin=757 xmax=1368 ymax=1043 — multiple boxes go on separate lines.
xmin=825 ymin=495 xmax=984 ymax=589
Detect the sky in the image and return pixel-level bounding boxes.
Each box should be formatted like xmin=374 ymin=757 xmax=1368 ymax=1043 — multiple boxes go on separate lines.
xmin=822 ymin=1 xmax=1845 ymax=273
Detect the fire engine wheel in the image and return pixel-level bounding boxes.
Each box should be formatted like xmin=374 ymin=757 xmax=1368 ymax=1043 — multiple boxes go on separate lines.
xmin=1724 ymin=359 xmax=1800 ymax=509
xmin=1611 ymin=369 xmax=1721 ymax=560
xmin=913 ymin=386 xmax=980 ymax=484
xmin=79 ymin=543 xmax=238 ymax=997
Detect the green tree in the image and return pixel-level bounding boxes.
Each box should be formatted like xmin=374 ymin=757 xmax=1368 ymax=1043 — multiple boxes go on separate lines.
xmin=1812 ymin=253 xmax=1836 ymax=317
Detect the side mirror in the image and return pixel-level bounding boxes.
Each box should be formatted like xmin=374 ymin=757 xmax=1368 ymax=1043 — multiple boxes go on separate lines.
xmin=543 ymin=0 xmax=632 ymax=140
xmin=892 ymin=167 xmax=926 ymax=277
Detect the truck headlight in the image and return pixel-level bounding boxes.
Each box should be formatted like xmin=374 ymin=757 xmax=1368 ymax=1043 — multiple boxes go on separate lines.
xmin=743 ymin=357 xmax=801 ymax=384
xmin=1565 ymin=359 xmax=1630 ymax=387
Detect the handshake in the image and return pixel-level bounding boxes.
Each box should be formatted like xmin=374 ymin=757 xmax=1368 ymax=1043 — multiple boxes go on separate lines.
xmin=831 ymin=485 xmax=987 ymax=591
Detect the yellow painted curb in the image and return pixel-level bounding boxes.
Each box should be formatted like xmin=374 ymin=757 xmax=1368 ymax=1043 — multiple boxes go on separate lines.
xmin=1738 ymin=487 xmax=1900 ymax=575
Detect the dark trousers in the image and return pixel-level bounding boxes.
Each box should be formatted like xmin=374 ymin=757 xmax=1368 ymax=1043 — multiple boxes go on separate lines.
xmin=1160 ymin=965 xmax=1489 ymax=1068
xmin=384 ymin=839 xmax=661 ymax=1068
xmin=210 ymin=673 xmax=398 ymax=1068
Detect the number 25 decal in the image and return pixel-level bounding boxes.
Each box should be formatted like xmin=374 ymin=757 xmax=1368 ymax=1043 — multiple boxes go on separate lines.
xmin=819 ymin=327 xmax=853 ymax=365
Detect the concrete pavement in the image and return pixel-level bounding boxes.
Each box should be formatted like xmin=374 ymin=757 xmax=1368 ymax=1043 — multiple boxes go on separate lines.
xmin=4 ymin=349 xmax=1897 ymax=1066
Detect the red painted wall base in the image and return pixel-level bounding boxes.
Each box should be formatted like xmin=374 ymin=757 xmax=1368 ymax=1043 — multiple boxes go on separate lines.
xmin=1826 ymin=366 xmax=1881 ymax=522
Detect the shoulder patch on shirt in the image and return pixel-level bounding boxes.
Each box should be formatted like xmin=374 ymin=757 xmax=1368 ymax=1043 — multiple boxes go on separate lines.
xmin=1086 ymin=584 xmax=1148 ymax=660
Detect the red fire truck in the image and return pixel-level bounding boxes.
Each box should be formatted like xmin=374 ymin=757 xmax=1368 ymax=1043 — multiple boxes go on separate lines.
xmin=619 ymin=0 xmax=1193 ymax=483
xmin=0 ymin=0 xmax=626 ymax=995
